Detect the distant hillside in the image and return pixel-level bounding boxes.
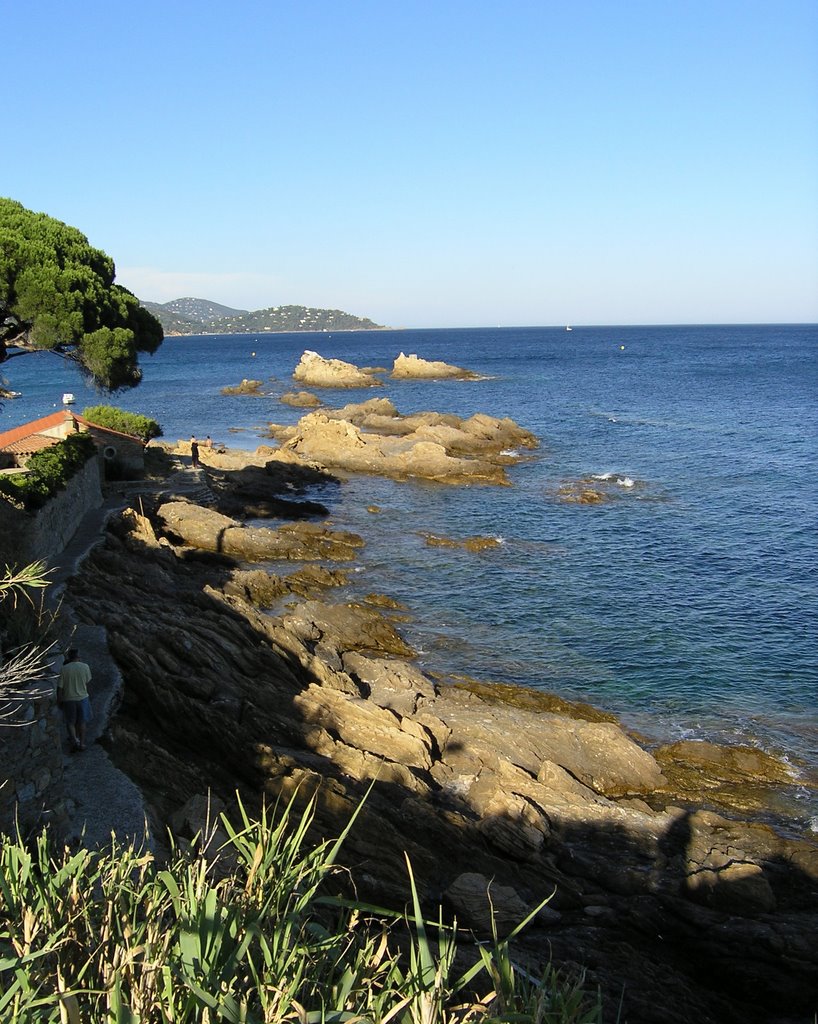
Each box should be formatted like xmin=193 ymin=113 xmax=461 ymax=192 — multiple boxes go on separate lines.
xmin=141 ymin=297 xmax=384 ymax=335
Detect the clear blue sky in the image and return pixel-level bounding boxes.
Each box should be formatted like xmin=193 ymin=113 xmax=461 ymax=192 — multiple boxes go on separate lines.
xmin=5 ymin=0 xmax=817 ymax=326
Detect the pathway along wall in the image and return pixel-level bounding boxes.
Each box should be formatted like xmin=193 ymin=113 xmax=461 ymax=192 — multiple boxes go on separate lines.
xmin=0 ymin=458 xmax=103 ymax=834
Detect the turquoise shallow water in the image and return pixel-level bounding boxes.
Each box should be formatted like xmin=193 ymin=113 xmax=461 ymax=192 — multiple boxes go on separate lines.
xmin=3 ymin=324 xmax=817 ymax=828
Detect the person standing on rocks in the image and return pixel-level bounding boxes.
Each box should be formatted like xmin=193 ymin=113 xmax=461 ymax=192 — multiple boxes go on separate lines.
xmin=190 ymin=436 xmax=200 ymax=468
xmin=57 ymin=648 xmax=92 ymax=752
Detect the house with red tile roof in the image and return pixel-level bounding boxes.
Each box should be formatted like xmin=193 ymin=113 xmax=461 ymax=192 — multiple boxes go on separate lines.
xmin=0 ymin=410 xmax=145 ymax=475
xmin=0 ymin=409 xmax=149 ymax=568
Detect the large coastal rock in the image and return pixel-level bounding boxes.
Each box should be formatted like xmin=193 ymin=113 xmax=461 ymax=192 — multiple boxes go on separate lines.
xmin=55 ymin=477 xmax=818 ymax=1024
xmin=429 ymin=685 xmax=666 ymax=797
xmin=267 ymin=400 xmax=538 ymax=485
xmin=390 ymin=352 xmax=482 ymax=380
xmin=156 ymin=501 xmax=363 ymax=561
xmin=293 ymin=350 xmax=382 ymax=388
xmin=320 ymin=399 xmax=538 ymax=452
xmin=279 ymin=413 xmax=509 ymax=484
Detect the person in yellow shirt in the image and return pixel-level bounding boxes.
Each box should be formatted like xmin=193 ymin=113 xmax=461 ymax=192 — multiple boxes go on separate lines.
xmin=57 ymin=648 xmax=92 ymax=752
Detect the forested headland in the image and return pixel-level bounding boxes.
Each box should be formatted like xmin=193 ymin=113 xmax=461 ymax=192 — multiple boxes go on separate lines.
xmin=142 ymin=297 xmax=384 ymax=335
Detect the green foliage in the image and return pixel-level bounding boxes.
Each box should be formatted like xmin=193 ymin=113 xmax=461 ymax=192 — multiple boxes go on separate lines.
xmin=0 ymin=792 xmax=603 ymax=1024
xmin=0 ymin=433 xmax=96 ymax=511
xmin=81 ymin=405 xmax=162 ymax=441
xmin=81 ymin=327 xmax=139 ymax=386
xmin=0 ymin=197 xmax=163 ymax=389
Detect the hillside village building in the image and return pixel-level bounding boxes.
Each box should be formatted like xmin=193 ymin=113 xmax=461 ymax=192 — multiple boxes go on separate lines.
xmin=0 ymin=410 xmax=146 ymax=569
xmin=0 ymin=410 xmax=145 ymax=476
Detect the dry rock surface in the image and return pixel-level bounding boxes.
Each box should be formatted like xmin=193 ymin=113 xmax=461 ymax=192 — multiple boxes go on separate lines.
xmin=290 ymin=350 xmax=483 ymax=388
xmin=267 ymin=399 xmax=538 ymax=485
xmin=390 ymin=352 xmax=482 ymax=380
xmin=156 ymin=501 xmax=362 ymax=562
xmin=280 ymin=390 xmax=322 ymax=408
xmin=293 ymin=350 xmax=381 ymax=388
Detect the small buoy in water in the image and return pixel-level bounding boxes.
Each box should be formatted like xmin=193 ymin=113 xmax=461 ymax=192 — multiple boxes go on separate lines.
xmin=251 ymin=352 xmax=256 ymax=357
xmin=620 ymin=345 xmax=625 ymax=350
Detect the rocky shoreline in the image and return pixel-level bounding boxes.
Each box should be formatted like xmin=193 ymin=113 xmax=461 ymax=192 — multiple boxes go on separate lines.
xmin=57 ymin=418 xmax=818 ymax=1024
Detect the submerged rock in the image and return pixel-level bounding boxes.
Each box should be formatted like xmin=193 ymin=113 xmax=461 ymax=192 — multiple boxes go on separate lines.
xmin=422 ymin=533 xmax=503 ymax=552
xmin=220 ymin=379 xmax=265 ymax=395
xmin=557 ymin=484 xmax=607 ymax=504
xmin=556 ymin=474 xmax=644 ymax=505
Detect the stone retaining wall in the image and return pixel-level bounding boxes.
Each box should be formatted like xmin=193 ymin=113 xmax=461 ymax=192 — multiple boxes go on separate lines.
xmin=0 ymin=460 xmax=102 ymax=834
xmin=0 ymin=686 xmax=66 ymax=836
xmin=0 ymin=457 xmax=102 ymax=570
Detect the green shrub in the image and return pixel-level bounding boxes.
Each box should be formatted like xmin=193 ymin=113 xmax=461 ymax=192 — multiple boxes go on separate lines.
xmin=0 ymin=433 xmax=96 ymax=511
xmin=81 ymin=404 xmax=162 ymax=441
xmin=0 ymin=473 xmax=36 ymax=509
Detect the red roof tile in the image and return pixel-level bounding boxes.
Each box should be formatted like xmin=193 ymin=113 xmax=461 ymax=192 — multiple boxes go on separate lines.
xmin=2 ymin=434 xmax=60 ymax=456
xmin=0 ymin=410 xmax=143 ymax=451
xmin=0 ymin=410 xmax=74 ymax=450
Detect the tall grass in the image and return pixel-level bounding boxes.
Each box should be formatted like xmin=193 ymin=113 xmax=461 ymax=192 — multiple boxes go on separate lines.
xmin=0 ymin=790 xmax=603 ymax=1023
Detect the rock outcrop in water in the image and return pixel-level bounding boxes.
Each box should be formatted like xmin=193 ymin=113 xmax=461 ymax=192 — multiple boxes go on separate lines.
xmin=280 ymin=390 xmax=322 ymax=408
xmin=293 ymin=350 xmax=381 ymax=388
xmin=289 ymin=350 xmax=483 ymax=388
xmin=266 ymin=399 xmax=537 ymax=485
xmin=155 ymin=502 xmax=363 ymax=561
xmin=220 ymin=378 xmax=266 ymax=395
xmin=390 ymin=352 xmax=482 ymax=380
xmin=56 ymin=447 xmax=818 ymax=1024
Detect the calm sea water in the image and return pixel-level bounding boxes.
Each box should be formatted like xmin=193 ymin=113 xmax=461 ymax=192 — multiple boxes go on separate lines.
xmin=3 ymin=324 xmax=817 ymax=828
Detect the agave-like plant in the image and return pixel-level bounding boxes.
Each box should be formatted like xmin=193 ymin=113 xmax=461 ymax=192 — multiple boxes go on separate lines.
xmin=0 ymin=560 xmax=57 ymax=723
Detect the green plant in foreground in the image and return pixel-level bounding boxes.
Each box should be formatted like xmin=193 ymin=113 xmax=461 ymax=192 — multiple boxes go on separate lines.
xmin=0 ymin=790 xmax=604 ymax=1023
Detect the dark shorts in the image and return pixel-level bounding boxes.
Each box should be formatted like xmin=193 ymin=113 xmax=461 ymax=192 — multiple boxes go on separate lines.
xmin=61 ymin=697 xmax=91 ymax=726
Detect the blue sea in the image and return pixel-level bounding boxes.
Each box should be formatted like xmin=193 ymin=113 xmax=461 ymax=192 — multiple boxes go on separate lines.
xmin=3 ymin=324 xmax=817 ymax=829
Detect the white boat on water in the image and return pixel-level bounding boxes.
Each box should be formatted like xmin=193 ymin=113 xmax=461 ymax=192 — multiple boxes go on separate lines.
xmin=62 ymin=393 xmax=75 ymax=405
xmin=565 ymin=325 xmax=572 ymax=332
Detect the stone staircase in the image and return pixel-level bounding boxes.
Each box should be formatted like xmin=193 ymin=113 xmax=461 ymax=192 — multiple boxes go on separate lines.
xmin=117 ymin=462 xmax=218 ymax=509
xmin=161 ymin=465 xmax=218 ymax=507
